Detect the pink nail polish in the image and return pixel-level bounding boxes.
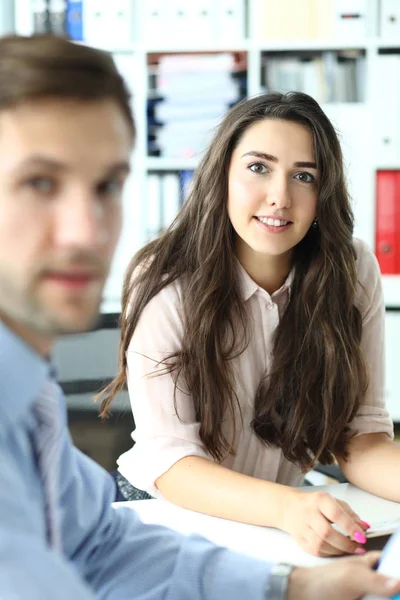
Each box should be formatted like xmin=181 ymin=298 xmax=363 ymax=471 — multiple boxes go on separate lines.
xmin=354 ymin=531 xmax=367 ymax=544
xmin=360 ymin=520 xmax=371 ymax=529
xmin=355 ymin=547 xmax=367 ymax=555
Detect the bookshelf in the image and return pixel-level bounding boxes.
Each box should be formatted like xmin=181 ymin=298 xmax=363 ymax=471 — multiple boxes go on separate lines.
xmin=10 ymin=1 xmax=400 ymax=292
xmin=10 ymin=0 xmax=400 ymax=421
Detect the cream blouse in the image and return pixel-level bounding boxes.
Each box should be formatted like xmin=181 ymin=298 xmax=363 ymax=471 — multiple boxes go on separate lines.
xmin=117 ymin=238 xmax=393 ymax=496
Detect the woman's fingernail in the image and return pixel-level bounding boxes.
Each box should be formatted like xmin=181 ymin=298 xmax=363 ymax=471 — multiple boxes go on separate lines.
xmin=354 ymin=531 xmax=367 ymax=544
xmin=360 ymin=520 xmax=371 ymax=529
xmin=354 ymin=547 xmax=367 ymax=555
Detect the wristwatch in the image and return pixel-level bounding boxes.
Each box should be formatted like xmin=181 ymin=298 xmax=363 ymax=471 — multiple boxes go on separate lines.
xmin=266 ymin=563 xmax=296 ymax=599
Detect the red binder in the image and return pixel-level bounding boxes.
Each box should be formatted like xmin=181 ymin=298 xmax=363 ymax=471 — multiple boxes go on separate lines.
xmin=375 ymin=170 xmax=400 ymax=274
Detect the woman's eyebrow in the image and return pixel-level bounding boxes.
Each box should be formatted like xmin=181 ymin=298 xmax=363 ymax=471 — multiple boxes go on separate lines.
xmin=241 ymin=151 xmax=317 ymax=169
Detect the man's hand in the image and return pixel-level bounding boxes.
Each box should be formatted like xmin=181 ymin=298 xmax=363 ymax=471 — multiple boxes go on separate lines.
xmin=287 ymin=552 xmax=400 ymax=600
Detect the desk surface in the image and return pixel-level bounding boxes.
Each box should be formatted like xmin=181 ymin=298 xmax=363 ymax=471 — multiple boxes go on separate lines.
xmin=113 ymin=483 xmax=400 ymax=567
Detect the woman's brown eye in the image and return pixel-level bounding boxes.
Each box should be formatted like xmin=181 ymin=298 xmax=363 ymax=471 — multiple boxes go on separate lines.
xmin=249 ymin=163 xmax=267 ymax=174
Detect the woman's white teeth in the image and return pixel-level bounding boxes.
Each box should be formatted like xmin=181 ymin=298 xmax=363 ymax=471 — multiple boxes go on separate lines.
xmin=258 ymin=217 xmax=289 ymax=226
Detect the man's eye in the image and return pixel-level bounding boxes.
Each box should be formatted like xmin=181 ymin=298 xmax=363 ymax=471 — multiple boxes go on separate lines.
xmin=249 ymin=162 xmax=268 ymax=174
xmin=25 ymin=177 xmax=54 ymax=193
xmin=97 ymin=180 xmax=123 ymax=198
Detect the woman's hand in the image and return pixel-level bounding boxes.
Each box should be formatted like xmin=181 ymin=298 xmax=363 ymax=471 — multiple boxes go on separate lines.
xmin=281 ymin=489 xmax=370 ymax=557
xmin=288 ymin=552 xmax=400 ymax=600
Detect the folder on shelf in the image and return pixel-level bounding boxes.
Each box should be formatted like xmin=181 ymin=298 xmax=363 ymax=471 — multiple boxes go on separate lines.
xmin=375 ymin=171 xmax=400 ymax=275
xmin=0 ymin=0 xmax=14 ymax=36
xmin=165 ymin=0 xmax=193 ymax=44
xmin=140 ymin=0 xmax=166 ymax=44
xmin=372 ymin=55 xmax=400 ymax=165
xmin=332 ymin=0 xmax=367 ymax=39
xmin=49 ymin=0 xmax=67 ymax=36
xmin=179 ymin=170 xmax=194 ymax=204
xmin=380 ymin=0 xmax=400 ymax=38
xmin=66 ymin=0 xmax=83 ymax=40
xmin=83 ymin=0 xmax=133 ymax=48
xmin=146 ymin=173 xmax=162 ymax=240
xmin=162 ymin=173 xmax=181 ymax=229
xmin=192 ymin=0 xmax=216 ymax=41
xmin=216 ymin=0 xmax=245 ymax=41
xmin=32 ymin=0 xmax=51 ymax=34
xmin=107 ymin=0 xmax=134 ymax=47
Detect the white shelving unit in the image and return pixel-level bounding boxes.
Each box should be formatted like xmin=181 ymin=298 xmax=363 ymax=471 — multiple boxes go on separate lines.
xmin=12 ymin=0 xmax=400 ymax=417
xmin=12 ymin=0 xmax=400 ymax=306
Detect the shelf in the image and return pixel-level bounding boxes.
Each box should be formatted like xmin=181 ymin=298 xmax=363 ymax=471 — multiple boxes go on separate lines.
xmin=82 ymin=39 xmax=372 ymax=55
xmin=375 ymin=165 xmax=400 ymax=171
xmin=146 ymin=157 xmax=199 ymax=171
xmin=255 ymin=39 xmax=369 ymax=52
xmin=374 ymin=38 xmax=400 ymax=49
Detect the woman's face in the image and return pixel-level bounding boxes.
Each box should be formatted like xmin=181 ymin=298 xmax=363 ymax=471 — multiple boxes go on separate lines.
xmin=227 ymin=118 xmax=318 ymax=265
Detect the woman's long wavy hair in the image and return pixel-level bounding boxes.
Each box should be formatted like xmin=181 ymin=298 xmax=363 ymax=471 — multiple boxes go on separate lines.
xmin=99 ymin=92 xmax=368 ymax=471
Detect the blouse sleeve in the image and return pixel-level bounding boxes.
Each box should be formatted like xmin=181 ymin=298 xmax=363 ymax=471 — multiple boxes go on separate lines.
xmin=117 ymin=279 xmax=211 ymax=496
xmin=347 ymin=238 xmax=394 ymax=439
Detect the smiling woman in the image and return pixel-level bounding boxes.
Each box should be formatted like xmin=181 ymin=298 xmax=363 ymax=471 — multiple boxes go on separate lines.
xmin=227 ymin=118 xmax=318 ymax=294
xmin=98 ymin=92 xmax=395 ymax=559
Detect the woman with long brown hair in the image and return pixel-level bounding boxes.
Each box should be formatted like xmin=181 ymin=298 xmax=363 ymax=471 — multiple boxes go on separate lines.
xmin=100 ymin=92 xmax=399 ymax=557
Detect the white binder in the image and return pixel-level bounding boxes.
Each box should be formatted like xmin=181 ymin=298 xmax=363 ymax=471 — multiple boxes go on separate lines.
xmin=371 ymin=55 xmax=400 ymax=165
xmin=332 ymin=0 xmax=367 ymax=39
xmin=140 ymin=0 xmax=167 ymax=44
xmin=146 ymin=174 xmax=162 ymax=240
xmin=380 ymin=0 xmax=400 ymax=38
xmin=162 ymin=173 xmax=181 ymax=230
xmin=216 ymin=0 xmax=245 ymax=41
xmin=83 ymin=0 xmax=133 ymax=48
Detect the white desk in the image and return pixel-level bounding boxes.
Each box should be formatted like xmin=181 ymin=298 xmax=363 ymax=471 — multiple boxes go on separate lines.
xmin=113 ymin=483 xmax=400 ymax=567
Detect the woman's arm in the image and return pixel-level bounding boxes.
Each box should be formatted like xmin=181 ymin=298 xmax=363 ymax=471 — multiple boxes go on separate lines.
xmin=338 ymin=432 xmax=400 ymax=501
xmin=338 ymin=241 xmax=397 ymax=497
xmin=156 ymin=454 xmax=368 ymax=557
xmin=156 ymin=454 xmax=289 ymax=526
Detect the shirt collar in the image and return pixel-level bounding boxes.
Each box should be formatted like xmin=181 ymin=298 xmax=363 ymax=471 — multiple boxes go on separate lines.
xmin=0 ymin=321 xmax=50 ymax=427
xmin=236 ymin=259 xmax=294 ymax=302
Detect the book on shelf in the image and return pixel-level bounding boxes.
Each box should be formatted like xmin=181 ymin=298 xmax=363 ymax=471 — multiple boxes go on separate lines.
xmin=148 ymin=53 xmax=246 ymax=158
xmin=262 ymin=50 xmax=365 ymax=103
xmin=145 ymin=171 xmax=194 ymax=240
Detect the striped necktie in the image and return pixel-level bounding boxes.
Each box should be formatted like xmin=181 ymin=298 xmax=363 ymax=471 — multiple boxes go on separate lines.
xmin=33 ymin=377 xmax=62 ymax=552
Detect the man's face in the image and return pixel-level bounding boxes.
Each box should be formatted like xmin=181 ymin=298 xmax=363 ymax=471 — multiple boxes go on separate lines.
xmin=0 ymin=98 xmax=132 ymax=348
